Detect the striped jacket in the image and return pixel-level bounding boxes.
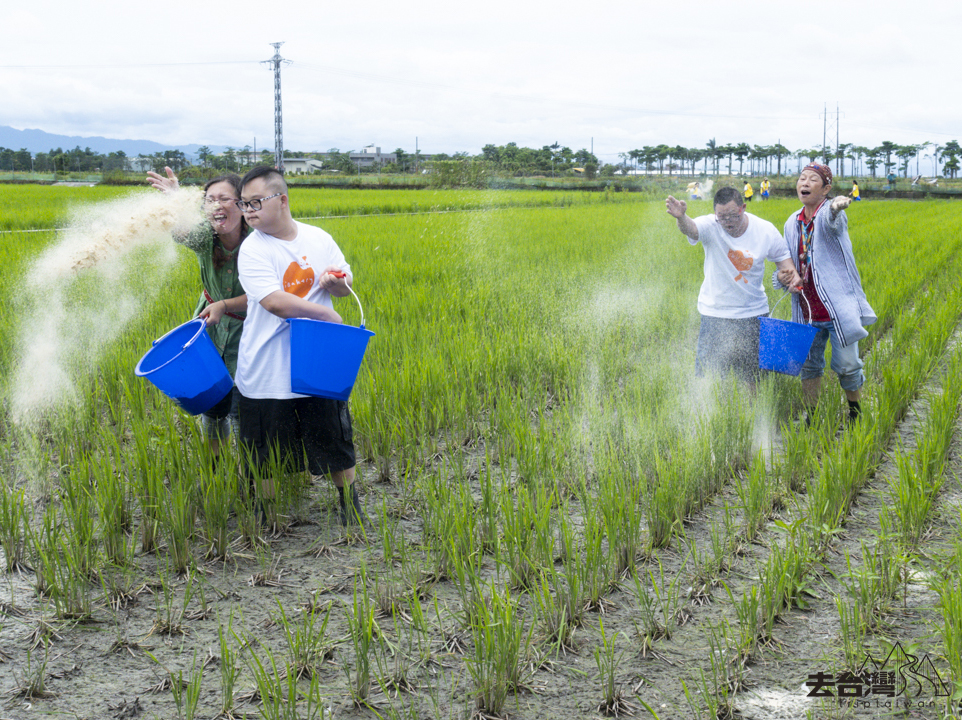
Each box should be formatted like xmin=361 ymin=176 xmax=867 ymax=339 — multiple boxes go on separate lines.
xmin=775 ymin=202 xmax=876 ymax=347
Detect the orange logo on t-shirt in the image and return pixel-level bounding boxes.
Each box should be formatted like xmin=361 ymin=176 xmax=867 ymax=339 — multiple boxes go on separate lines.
xmin=728 ymin=250 xmax=753 ymax=284
xmin=283 ymin=261 xmax=315 ymax=297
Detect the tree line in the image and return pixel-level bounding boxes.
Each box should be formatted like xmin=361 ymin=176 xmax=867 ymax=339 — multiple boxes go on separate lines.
xmin=2 ymin=138 xmax=960 ymax=179
xmin=618 ymin=139 xmax=962 ymax=179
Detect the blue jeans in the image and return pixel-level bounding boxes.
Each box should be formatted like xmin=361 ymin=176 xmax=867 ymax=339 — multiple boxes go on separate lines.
xmin=799 ymin=321 xmax=864 ymax=392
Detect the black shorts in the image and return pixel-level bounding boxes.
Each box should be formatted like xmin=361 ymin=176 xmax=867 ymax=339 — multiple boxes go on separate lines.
xmin=238 ymin=395 xmax=356 ymax=477
xmin=695 ymin=314 xmax=764 ymax=383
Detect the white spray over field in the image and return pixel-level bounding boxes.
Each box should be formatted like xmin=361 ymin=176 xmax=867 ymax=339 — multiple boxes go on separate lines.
xmin=10 ymin=188 xmax=204 ymax=424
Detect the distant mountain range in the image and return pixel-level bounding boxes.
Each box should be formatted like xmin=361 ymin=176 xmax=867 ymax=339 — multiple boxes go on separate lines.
xmin=0 ymin=125 xmax=228 ymax=157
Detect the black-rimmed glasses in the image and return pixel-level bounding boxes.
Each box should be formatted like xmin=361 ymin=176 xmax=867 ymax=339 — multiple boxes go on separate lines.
xmin=236 ymin=193 xmax=281 ymax=211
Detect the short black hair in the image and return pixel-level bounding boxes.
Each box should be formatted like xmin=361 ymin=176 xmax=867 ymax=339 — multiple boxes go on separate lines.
xmin=240 ymin=165 xmax=287 ymax=195
xmin=713 ymin=186 xmax=745 ymax=207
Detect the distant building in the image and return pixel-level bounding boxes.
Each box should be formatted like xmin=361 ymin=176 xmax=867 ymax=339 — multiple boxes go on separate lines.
xmin=349 ymin=146 xmax=394 ymax=168
xmin=283 ymin=157 xmax=325 ymax=174
xmin=347 ymin=145 xmax=433 ymax=169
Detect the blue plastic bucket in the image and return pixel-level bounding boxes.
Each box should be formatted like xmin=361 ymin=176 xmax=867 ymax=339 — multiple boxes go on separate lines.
xmin=288 ymin=319 xmax=374 ymax=401
xmin=758 ymin=317 xmax=818 ymax=375
xmin=758 ymin=291 xmax=819 ymax=376
xmin=134 ymin=319 xmax=233 ymax=415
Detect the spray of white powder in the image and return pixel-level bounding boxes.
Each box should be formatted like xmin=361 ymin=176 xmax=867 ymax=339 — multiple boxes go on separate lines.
xmin=10 ymin=188 xmax=204 ymax=425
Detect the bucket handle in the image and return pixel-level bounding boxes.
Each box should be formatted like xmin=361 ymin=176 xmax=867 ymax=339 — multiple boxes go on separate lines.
xmin=329 ymin=271 xmax=366 ymax=329
xmin=152 ymin=318 xmax=204 ymax=349
xmin=771 ymin=287 xmax=813 ymax=324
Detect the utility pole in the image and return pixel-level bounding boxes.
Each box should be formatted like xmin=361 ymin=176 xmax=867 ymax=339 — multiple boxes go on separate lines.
xmin=836 ymin=102 xmax=840 ymax=177
xmin=262 ymin=42 xmax=291 ymax=173
xmin=822 ymin=103 xmax=827 ymax=163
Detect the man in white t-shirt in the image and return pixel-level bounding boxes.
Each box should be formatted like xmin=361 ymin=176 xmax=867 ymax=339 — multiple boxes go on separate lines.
xmin=665 ymin=186 xmax=801 ymax=382
xmin=236 ymin=166 xmax=366 ymax=528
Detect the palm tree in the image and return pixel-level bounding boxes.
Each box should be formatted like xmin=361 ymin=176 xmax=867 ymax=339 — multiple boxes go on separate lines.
xmin=770 ymin=143 xmax=790 ymax=176
xmin=877 ymin=141 xmax=898 ymax=175
xmin=836 ymin=143 xmax=851 ymax=177
xmin=706 ymin=138 xmax=718 ymax=175
xmin=197 ymin=145 xmax=212 ymax=170
xmin=722 ymin=144 xmax=736 ymax=175
xmin=734 ymin=143 xmax=750 ymax=175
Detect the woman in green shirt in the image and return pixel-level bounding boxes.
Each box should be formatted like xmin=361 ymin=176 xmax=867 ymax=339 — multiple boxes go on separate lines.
xmin=147 ymin=168 xmax=249 ymax=460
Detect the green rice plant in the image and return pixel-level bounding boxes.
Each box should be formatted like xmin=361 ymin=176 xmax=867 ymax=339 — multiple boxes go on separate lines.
xmin=703 ymin=380 xmax=754 ymax=480
xmin=755 ymin=531 xmax=818 ymax=645
xmin=840 ymin=535 xmax=905 ymax=629
xmin=168 ymin=651 xmax=204 ymax=720
xmin=632 ymin=560 xmax=684 ymax=655
xmin=681 ymin=622 xmax=741 ymax=720
xmin=685 ymin=507 xmax=735 ymax=602
xmin=531 ymin=512 xmax=584 ymax=654
xmin=130 ymin=420 xmax=165 ymax=554
xmin=0 ymin=479 xmax=29 ymax=572
xmin=419 ymin=468 xmax=477 ymax=581
xmin=9 ymin=646 xmax=53 ymax=702
xmin=216 ymin=617 xmax=242 ymax=718
xmin=734 ymin=453 xmax=772 ymax=543
xmin=498 ymin=480 xmax=544 ymax=590
xmin=28 ymin=502 xmax=93 ymax=620
xmin=197 ymin=449 xmax=235 ymax=561
xmin=405 ymin=581 xmax=443 ymax=668
xmin=448 ymin=538 xmax=487 ymax=634
xmin=476 ymin=455 xmax=500 ymax=555
xmin=645 ymin=453 xmax=686 ymax=551
xmin=724 ymin=582 xmax=760 ymax=662
xmin=58 ymin=463 xmax=98 ymax=578
xmin=466 ymin=582 xmax=532 ymax=717
xmin=768 ymin=519 xmax=818 ymax=611
xmin=377 ymin=498 xmax=406 ymax=567
xmin=579 ymin=488 xmax=613 ymax=611
xmin=889 ymin=451 xmax=941 ymax=549
xmin=937 ymin=576 xmax=962 ymax=708
xmin=534 ymin=508 xmax=584 ymax=652
xmin=346 ymin=569 xmax=379 ymax=705
xmin=90 ymin=442 xmax=133 ymax=567
xmin=272 ymin=597 xmax=333 ymax=680
xmin=373 ymin=609 xmax=419 ymax=699
xmin=835 ymin=597 xmax=867 ymax=673
xmin=598 ymin=467 xmax=645 ymax=574
xmin=163 ymin=473 xmax=198 ymax=575
xmin=593 ymin=616 xmax=633 ymax=716
xmin=150 ymin=566 xmax=196 ymax=637
xmin=245 ymin=637 xmax=328 ymax=720
xmin=778 ymin=421 xmax=818 ymax=493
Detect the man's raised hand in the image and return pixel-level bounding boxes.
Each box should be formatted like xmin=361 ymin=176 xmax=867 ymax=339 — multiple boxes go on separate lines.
xmin=665 ymin=195 xmax=687 ymax=219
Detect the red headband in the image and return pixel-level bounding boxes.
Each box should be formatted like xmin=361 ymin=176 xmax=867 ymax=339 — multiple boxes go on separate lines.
xmin=803 ymin=163 xmax=832 ymax=186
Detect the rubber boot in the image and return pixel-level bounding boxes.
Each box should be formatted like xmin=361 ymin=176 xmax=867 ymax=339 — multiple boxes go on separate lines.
xmin=338 ymin=484 xmax=369 ymax=528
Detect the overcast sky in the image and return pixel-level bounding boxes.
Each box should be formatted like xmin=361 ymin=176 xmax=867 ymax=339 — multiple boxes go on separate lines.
xmin=3 ymin=0 xmax=959 ymax=165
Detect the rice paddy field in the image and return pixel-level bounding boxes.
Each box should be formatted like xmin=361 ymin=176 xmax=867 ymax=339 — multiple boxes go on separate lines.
xmin=0 ymin=184 xmax=961 ymax=720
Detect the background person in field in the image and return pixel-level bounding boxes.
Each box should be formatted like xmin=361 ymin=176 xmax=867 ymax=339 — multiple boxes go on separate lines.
xmin=775 ymin=163 xmax=876 ymax=424
xmin=235 ymin=166 xmax=367 ymax=527
xmin=666 ymin=186 xmax=801 ymax=384
xmin=147 ymin=167 xmax=249 ymax=462
xmin=851 ymin=180 xmax=861 ymax=201
xmin=760 ymin=177 xmax=771 ymax=200
xmin=743 ymin=181 xmax=754 ymax=203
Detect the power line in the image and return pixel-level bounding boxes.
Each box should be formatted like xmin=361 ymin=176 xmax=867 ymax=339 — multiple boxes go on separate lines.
xmin=0 ymin=61 xmax=257 ymax=69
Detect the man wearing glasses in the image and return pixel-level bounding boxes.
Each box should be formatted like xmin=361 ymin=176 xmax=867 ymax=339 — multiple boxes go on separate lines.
xmin=665 ymin=186 xmax=801 ymax=383
xmin=235 ymin=165 xmax=367 ymax=529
